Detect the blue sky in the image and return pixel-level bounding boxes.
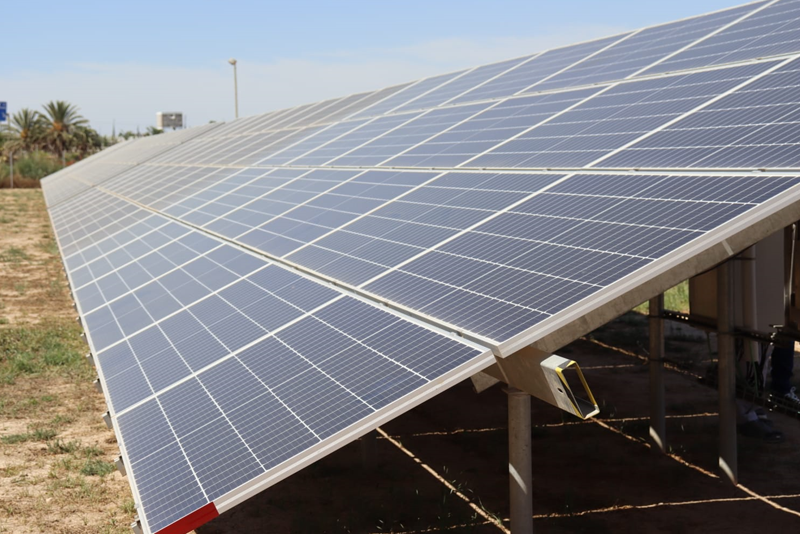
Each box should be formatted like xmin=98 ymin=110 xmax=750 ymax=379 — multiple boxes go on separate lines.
xmin=3 ymin=0 xmax=751 ymax=134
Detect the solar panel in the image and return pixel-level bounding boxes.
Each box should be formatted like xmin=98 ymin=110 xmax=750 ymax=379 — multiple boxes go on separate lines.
xmin=597 ymin=57 xmax=800 ymax=168
xmin=390 ymin=56 xmax=533 ymax=113
xmin=464 ymin=61 xmax=775 ymax=169
xmin=50 ymin=188 xmax=491 ymax=533
xmin=448 ymin=33 xmax=630 ymax=104
xmin=40 ymin=2 xmax=800 ymax=533
xmin=530 ymin=2 xmax=764 ymax=92
xmin=641 ymin=0 xmax=800 ymax=75
xmin=383 ymin=87 xmax=603 ymax=168
xmin=349 ymin=70 xmax=469 ymax=119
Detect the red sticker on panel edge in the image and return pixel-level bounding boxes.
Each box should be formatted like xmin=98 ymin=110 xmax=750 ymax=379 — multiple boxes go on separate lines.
xmin=156 ymin=502 xmax=220 ymax=534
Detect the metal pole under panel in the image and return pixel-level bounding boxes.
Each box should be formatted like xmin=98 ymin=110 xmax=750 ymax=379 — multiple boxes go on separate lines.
xmin=507 ymin=387 xmax=533 ymax=534
xmin=717 ymin=260 xmax=737 ymax=485
xmin=649 ymin=294 xmax=666 ymax=453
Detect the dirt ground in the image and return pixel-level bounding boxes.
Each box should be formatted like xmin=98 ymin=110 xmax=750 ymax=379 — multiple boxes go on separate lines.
xmin=0 ymin=189 xmax=135 ymax=533
xmin=3 ymin=188 xmax=800 ymax=533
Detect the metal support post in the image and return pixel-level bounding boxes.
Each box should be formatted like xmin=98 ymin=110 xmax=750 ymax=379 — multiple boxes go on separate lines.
xmin=740 ymin=246 xmax=760 ymax=389
xmin=360 ymin=430 xmax=376 ymax=470
xmin=507 ymin=387 xmax=533 ymax=534
xmin=717 ymin=260 xmax=737 ymax=485
xmin=649 ymin=294 xmax=666 ymax=453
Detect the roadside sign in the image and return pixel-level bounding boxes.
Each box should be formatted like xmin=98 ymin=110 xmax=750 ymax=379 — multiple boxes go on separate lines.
xmin=0 ymin=102 xmax=6 ymax=123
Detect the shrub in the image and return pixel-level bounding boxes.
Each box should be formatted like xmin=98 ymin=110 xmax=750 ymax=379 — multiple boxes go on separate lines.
xmin=12 ymin=151 xmax=62 ymax=180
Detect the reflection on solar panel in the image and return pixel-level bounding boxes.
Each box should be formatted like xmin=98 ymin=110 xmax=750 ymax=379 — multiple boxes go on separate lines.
xmin=41 ymin=1 xmax=800 ymax=533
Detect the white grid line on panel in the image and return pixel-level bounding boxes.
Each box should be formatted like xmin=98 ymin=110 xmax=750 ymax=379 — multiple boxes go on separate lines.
xmin=48 ymin=122 xmax=224 ymax=208
xmin=196 ymin=170 xmax=368 ymax=231
xmin=109 ymin=285 xmax=345 ymax=419
xmin=77 ymin=250 xmax=213 ymax=507
xmin=283 ymin=97 xmax=351 ymax=130
xmin=374 ymin=67 xmax=478 ymax=116
xmin=453 ymin=85 xmax=620 ymax=168
xmin=96 ymin=181 xmax=493 ymax=353
xmin=69 ymin=220 xmax=195 ymax=287
xmin=429 ymin=53 xmax=542 ymax=108
xmin=588 ymin=53 xmax=798 ymax=167
xmin=252 ymin=120 xmax=371 ymax=167
xmin=180 ymin=170 xmax=337 ymax=228
xmin=622 ymin=0 xmax=779 ymax=81
xmin=281 ymin=116 xmax=400 ymax=167
xmin=78 ymin=242 xmax=226 ymax=315
xmin=300 ymin=112 xmax=424 ymax=167
xmin=210 ymin=346 xmax=494 ymax=515
xmin=516 ymin=28 xmax=643 ymax=95
xmin=309 ymin=90 xmax=381 ymax=126
xmin=224 ymin=129 xmax=313 ymax=167
xmin=90 ymin=260 xmax=272 ymax=358
xmin=167 ymin=168 xmax=313 ymax=221
xmin=352 ymin=172 xmax=578 ymax=289
xmin=369 ymin=100 xmax=509 ymax=167
xmin=495 ymin=177 xmax=800 ymax=355
xmin=282 ymin=170 xmax=456 ymax=258
xmin=160 ymin=167 xmax=279 ymax=213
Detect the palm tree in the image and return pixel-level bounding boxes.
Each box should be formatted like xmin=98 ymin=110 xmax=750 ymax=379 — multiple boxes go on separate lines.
xmin=70 ymin=125 xmax=102 ymax=158
xmin=3 ymin=108 xmax=43 ymax=152
xmin=40 ymin=100 xmax=88 ymax=156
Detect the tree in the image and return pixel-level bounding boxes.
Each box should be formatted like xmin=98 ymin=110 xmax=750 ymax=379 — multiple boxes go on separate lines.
xmin=39 ymin=100 xmax=88 ymax=156
xmin=3 ymin=108 xmax=43 ymax=152
xmin=145 ymin=126 xmax=164 ymax=136
xmin=71 ymin=125 xmax=102 ymax=157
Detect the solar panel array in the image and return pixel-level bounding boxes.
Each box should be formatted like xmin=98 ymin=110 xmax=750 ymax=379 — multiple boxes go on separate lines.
xmin=40 ymin=1 xmax=800 ymax=533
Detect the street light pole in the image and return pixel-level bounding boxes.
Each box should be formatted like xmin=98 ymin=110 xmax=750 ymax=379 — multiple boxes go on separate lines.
xmin=228 ymin=58 xmax=239 ymax=119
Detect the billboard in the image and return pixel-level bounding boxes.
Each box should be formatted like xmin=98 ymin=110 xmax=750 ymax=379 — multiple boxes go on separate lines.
xmin=156 ymin=111 xmax=183 ymax=129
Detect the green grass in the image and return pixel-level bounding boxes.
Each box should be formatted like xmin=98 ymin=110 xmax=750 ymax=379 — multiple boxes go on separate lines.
xmin=47 ymin=439 xmax=81 ymax=454
xmin=1 ymin=433 xmax=31 ymax=445
xmin=634 ymin=280 xmax=690 ymax=314
xmin=1 ymin=427 xmax=58 ymax=445
xmin=0 ymin=320 xmax=88 ymax=385
xmin=80 ymin=458 xmax=115 ymax=477
xmin=0 ymin=247 xmax=31 ymax=264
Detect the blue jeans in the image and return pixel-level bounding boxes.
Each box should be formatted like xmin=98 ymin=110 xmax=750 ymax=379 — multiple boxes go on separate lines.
xmin=772 ymin=346 xmax=795 ymax=395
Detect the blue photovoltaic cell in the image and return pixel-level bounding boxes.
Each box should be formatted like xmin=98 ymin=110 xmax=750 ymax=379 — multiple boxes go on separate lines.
xmin=466 ymin=61 xmax=773 ymax=169
xmin=361 ymin=172 xmax=800 ymax=342
xmin=289 ymin=112 xmax=423 ymax=166
xmin=255 ymin=119 xmax=371 ymax=166
xmin=285 ymin=172 xmax=565 ymax=286
xmin=533 ymin=3 xmax=763 ymax=92
xmin=642 ymin=0 xmax=800 ymax=75
xmin=449 ymin=34 xmax=626 ymax=104
xmin=391 ymin=56 xmax=530 ymax=114
xmin=328 ymin=102 xmax=492 ymax=167
xmin=205 ymin=169 xmax=362 ymax=246
xmin=383 ymin=87 xmax=601 ymax=168
xmin=350 ymin=70 xmax=468 ymax=119
xmin=234 ymin=127 xmax=326 ymax=167
xmin=600 ymin=59 xmax=800 ymax=168
xmin=111 ymin=288 xmax=484 ymax=533
xmin=172 ymin=168 xmax=305 ymax=226
xmin=235 ymin=170 xmax=438 ymax=257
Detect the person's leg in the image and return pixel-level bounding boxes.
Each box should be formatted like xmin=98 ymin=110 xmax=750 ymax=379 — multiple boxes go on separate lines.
xmin=771 ymin=345 xmax=794 ymax=395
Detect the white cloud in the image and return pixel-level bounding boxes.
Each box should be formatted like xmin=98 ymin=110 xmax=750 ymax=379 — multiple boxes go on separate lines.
xmin=0 ymin=24 xmax=627 ymax=135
